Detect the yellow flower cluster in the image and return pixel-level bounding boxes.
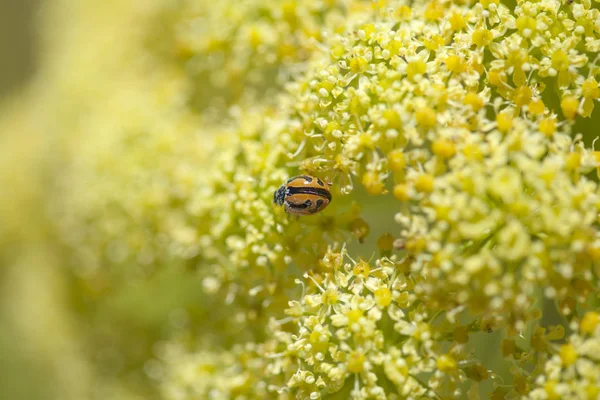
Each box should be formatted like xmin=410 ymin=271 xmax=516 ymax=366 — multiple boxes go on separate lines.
xmin=162 ymin=249 xmax=493 ymax=399
xmin=527 ymin=312 xmax=600 ymax=400
xmin=154 ymin=0 xmax=600 ymax=397
xmin=169 ymin=0 xmax=359 ymax=111
xmin=3 ymin=0 xmax=600 ymax=398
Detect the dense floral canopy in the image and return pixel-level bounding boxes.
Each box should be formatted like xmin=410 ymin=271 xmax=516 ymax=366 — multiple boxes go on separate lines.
xmin=1 ymin=0 xmax=600 ymax=399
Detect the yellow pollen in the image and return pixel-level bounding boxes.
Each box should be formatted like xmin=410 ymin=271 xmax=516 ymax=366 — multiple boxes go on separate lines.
xmin=393 ymin=184 xmax=410 ymax=201
xmin=496 ymin=113 xmax=513 ymax=133
xmin=580 ymin=312 xmax=599 ymax=334
xmin=383 ymin=109 xmax=403 ymax=130
xmin=464 ymin=92 xmax=485 ymax=111
xmin=415 ymin=107 xmax=437 ymax=128
xmin=424 ymin=35 xmax=444 ymax=51
xmin=424 ymin=2 xmax=444 ymax=21
xmin=544 ymin=381 xmax=560 ymax=400
xmin=565 ymin=152 xmax=581 ymax=171
xmin=446 ymin=55 xmax=466 ymax=74
xmin=431 ymin=138 xmax=456 ymax=158
xmin=387 ymin=150 xmax=406 ymax=173
xmin=349 ymin=57 xmax=368 ymax=73
xmin=347 ymin=309 xmax=363 ymax=325
xmin=559 ymin=343 xmax=578 ymax=366
xmin=513 ymin=86 xmax=532 ymax=107
xmin=407 ymin=60 xmax=427 ymax=81
xmin=309 ymin=330 xmax=329 ymax=353
xmin=487 ymin=70 xmax=506 ymax=86
xmin=436 ymin=355 xmax=457 ymax=373
xmin=551 ymin=50 xmax=569 ymax=72
xmin=516 ymin=15 xmax=536 ymax=33
xmin=561 ymin=96 xmax=579 ymax=120
xmin=472 ymin=29 xmax=493 ymax=47
xmin=347 ymin=351 xmax=366 ymax=373
xmin=415 ymin=174 xmax=434 ymax=193
xmin=362 ymin=171 xmax=384 ymax=195
xmin=394 ymin=5 xmax=412 ymax=20
xmin=374 ymin=287 xmax=392 ymax=307
xmin=322 ymin=289 xmax=338 ymax=305
xmin=528 ymin=99 xmax=545 ymax=115
xmin=539 ymin=118 xmax=556 ymax=137
xmin=353 ymin=259 xmax=371 ymax=277
xmin=582 ymin=78 xmax=599 ymax=99
xmin=449 ymin=13 xmax=466 ymax=30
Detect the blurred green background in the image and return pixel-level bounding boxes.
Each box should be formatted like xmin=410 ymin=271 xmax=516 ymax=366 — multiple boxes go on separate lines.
xmin=0 ymin=2 xmax=83 ymax=400
xmin=0 ymin=1 xmax=598 ymax=400
xmin=0 ymin=0 xmax=38 ymax=97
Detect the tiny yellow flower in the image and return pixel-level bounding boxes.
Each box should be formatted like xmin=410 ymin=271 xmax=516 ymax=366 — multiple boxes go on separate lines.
xmin=353 ymin=259 xmax=371 ymax=277
xmin=464 ymin=92 xmax=485 ymax=111
xmin=374 ymin=287 xmax=392 ymax=307
xmin=436 ymin=355 xmax=457 ymax=373
xmin=424 ymin=2 xmax=444 ymax=21
xmin=565 ymin=152 xmax=581 ymax=171
xmin=449 ymin=13 xmax=466 ymax=31
xmin=551 ymin=50 xmax=569 ymax=72
xmin=472 ymin=29 xmax=493 ymax=47
xmin=414 ymin=174 xmax=434 ymax=193
xmin=513 ymin=86 xmax=532 ymax=107
xmin=446 ymin=55 xmax=466 ymax=74
xmin=528 ymin=99 xmax=545 ymax=115
xmin=488 ymin=69 xmax=506 ymax=86
xmin=539 ymin=117 xmax=556 ymax=137
xmin=322 ymin=289 xmax=339 ymax=306
xmin=349 ymin=56 xmax=369 ymax=74
xmin=415 ymin=107 xmax=437 ymax=128
xmin=346 ymin=309 xmax=363 ymax=325
xmin=580 ymin=312 xmax=599 ymax=334
xmin=362 ymin=171 xmax=385 ymax=195
xmin=383 ymin=109 xmax=403 ymax=130
xmin=393 ymin=184 xmax=410 ymax=201
xmin=347 ymin=351 xmax=366 ymax=373
xmin=559 ymin=343 xmax=578 ymax=366
xmin=394 ymin=5 xmax=411 ymax=20
xmin=516 ymin=16 xmax=536 ymax=34
xmin=431 ymin=138 xmax=456 ymax=158
xmin=406 ymin=60 xmax=427 ymax=81
xmin=582 ymin=78 xmax=599 ymax=99
xmin=309 ymin=330 xmax=330 ymax=353
xmin=387 ymin=150 xmax=406 ymax=173
xmin=496 ymin=113 xmax=513 ymax=133
xmin=544 ymin=381 xmax=560 ymax=400
xmin=561 ymin=96 xmax=579 ymax=120
xmin=424 ymin=35 xmax=444 ymax=51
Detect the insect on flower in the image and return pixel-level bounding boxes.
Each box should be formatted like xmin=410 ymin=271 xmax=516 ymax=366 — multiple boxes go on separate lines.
xmin=273 ymin=175 xmax=332 ymax=215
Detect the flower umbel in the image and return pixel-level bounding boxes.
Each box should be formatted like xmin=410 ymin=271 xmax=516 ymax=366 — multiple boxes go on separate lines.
xmin=2 ymin=0 xmax=600 ymax=399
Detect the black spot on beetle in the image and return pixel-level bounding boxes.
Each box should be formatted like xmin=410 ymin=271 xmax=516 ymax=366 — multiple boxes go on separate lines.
xmin=286 ymin=186 xmax=332 ymax=201
xmin=302 ymin=175 xmax=313 ymax=183
xmin=286 ymin=200 xmax=310 ymax=210
xmin=316 ymin=178 xmax=325 ymax=187
xmin=316 ymin=199 xmax=324 ymax=208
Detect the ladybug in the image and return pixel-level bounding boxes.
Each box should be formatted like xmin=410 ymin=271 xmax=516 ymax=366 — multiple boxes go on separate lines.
xmin=273 ymin=175 xmax=332 ymax=215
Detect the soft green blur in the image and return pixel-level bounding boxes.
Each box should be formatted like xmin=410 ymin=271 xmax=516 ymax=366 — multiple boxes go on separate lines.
xmin=1 ymin=1 xmax=599 ymax=400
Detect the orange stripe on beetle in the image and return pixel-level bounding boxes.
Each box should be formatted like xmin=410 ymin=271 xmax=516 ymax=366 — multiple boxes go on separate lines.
xmin=273 ymin=175 xmax=332 ymax=215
